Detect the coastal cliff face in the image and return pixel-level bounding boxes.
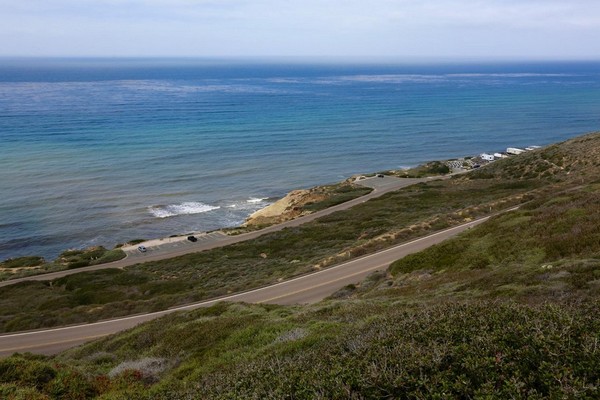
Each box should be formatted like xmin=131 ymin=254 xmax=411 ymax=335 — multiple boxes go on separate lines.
xmin=244 ymin=189 xmax=328 ymax=226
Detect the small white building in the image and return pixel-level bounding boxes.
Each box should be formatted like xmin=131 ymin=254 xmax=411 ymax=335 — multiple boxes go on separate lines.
xmin=480 ymin=153 xmax=495 ymax=161
xmin=525 ymin=145 xmax=541 ymax=151
xmin=494 ymin=152 xmax=507 ymax=159
xmin=507 ymin=147 xmax=526 ymax=155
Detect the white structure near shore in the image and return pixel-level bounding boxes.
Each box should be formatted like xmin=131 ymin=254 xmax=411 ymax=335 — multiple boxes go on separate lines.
xmin=446 ymin=143 xmax=542 ymax=171
xmin=506 ymin=147 xmax=526 ymax=155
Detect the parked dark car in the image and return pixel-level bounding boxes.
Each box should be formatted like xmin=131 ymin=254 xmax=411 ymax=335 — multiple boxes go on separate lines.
xmin=187 ymin=235 xmax=198 ymax=242
xmin=376 ymin=174 xmax=385 ymax=178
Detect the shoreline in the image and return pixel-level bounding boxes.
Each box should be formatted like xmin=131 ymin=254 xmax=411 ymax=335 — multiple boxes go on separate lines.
xmin=0 ymin=174 xmax=433 ymax=286
xmin=0 ymin=143 xmax=532 ymax=270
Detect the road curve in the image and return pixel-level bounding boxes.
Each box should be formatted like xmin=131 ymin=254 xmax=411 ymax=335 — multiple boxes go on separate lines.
xmin=0 ymin=213 xmax=496 ymax=356
xmin=0 ymin=176 xmax=429 ymax=287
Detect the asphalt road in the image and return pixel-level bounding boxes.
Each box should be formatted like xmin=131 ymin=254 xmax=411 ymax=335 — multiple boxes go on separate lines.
xmin=0 ymin=176 xmax=429 ymax=288
xmin=0 ymin=214 xmax=494 ymax=356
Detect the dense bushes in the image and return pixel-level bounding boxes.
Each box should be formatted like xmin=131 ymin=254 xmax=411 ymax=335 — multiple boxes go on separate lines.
xmin=0 ymin=257 xmax=45 ymax=269
xmin=57 ymin=247 xmax=126 ymax=269
xmin=0 ymin=354 xmax=154 ymax=399
xmin=302 ymin=184 xmax=372 ymax=212
xmin=394 ymin=160 xmax=451 ymax=177
xmin=184 ymin=302 xmax=600 ymax=399
xmin=0 ymin=248 xmax=126 ymax=282
xmin=5 ymin=301 xmax=596 ymax=399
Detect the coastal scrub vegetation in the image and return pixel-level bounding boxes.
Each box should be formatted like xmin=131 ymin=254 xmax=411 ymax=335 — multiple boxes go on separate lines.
xmin=0 ymin=256 xmax=45 ymax=269
xmin=57 ymin=247 xmax=126 ymax=270
xmin=390 ymin=160 xmax=451 ymax=178
xmin=301 ymin=183 xmax=372 ymax=212
xmin=1 ymin=132 xmax=600 ymax=398
xmin=2 ymin=300 xmax=599 ymax=399
xmin=0 ymin=247 xmax=125 ymax=282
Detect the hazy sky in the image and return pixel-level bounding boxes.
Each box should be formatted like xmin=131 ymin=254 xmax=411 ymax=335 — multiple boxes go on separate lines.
xmin=2 ymin=0 xmax=599 ymax=59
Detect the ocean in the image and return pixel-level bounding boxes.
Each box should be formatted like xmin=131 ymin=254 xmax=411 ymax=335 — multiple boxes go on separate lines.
xmin=1 ymin=59 xmax=599 ymax=261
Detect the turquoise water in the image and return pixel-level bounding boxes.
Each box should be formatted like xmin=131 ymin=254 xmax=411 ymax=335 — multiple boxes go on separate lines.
xmin=1 ymin=59 xmax=599 ymax=260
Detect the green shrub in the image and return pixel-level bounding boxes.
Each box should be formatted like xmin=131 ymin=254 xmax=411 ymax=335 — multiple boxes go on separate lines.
xmin=67 ymin=260 xmax=90 ymax=269
xmin=127 ymin=239 xmax=146 ymax=245
xmin=45 ymin=368 xmax=97 ymax=400
xmin=426 ymin=161 xmax=450 ymax=174
xmin=0 ymin=356 xmax=57 ymax=396
xmin=0 ymin=383 xmax=50 ymax=400
xmin=91 ymin=249 xmax=126 ymax=265
xmin=0 ymin=256 xmax=45 ymax=269
xmin=155 ymin=301 xmax=600 ymax=399
xmin=5 ymin=299 xmax=600 ymax=399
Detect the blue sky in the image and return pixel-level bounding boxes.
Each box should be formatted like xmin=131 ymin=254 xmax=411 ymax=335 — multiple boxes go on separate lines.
xmin=1 ymin=0 xmax=599 ymax=59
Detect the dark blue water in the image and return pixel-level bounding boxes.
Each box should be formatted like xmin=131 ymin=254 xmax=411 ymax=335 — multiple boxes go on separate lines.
xmin=1 ymin=59 xmax=599 ymax=260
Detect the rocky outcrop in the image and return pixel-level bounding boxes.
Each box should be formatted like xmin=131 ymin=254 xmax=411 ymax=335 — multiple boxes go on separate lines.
xmin=244 ymin=189 xmax=328 ymax=227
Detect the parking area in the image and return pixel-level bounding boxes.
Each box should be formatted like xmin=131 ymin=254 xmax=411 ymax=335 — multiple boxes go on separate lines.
xmin=122 ymin=231 xmax=228 ymax=259
xmin=354 ymin=175 xmax=415 ymax=190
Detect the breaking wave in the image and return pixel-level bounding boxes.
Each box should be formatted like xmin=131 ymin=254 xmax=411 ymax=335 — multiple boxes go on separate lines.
xmin=148 ymin=202 xmax=220 ymax=218
xmin=247 ymin=197 xmax=269 ymax=204
xmin=226 ymin=197 xmax=271 ymax=209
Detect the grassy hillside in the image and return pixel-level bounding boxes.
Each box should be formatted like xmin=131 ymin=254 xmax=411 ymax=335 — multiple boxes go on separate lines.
xmin=340 ymin=181 xmax=600 ymax=305
xmin=1 ymin=132 xmax=600 ymax=399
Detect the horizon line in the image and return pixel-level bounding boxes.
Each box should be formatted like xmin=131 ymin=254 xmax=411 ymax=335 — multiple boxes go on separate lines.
xmin=1 ymin=55 xmax=600 ymax=64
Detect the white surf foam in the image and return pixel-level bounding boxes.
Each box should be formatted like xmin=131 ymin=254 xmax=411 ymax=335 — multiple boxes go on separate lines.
xmin=247 ymin=197 xmax=269 ymax=204
xmin=148 ymin=202 xmax=220 ymax=218
xmin=223 ymin=197 xmax=271 ymax=211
